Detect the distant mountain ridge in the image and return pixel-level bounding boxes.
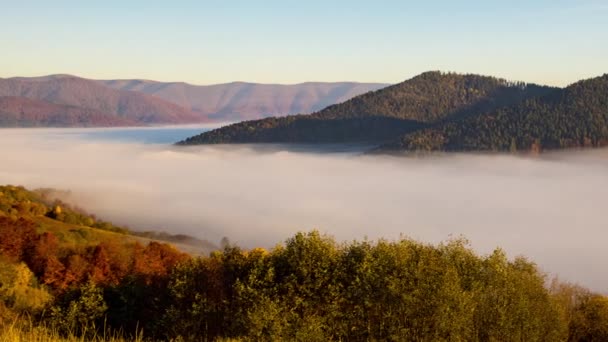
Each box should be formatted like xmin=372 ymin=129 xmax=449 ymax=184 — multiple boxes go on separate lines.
xmin=178 ymin=71 xmax=557 ymax=145
xmin=0 ymin=75 xmax=387 ymax=127
xmin=100 ymin=79 xmax=388 ymax=121
xmin=0 ymin=75 xmax=202 ymax=126
xmin=0 ymin=96 xmax=137 ymax=127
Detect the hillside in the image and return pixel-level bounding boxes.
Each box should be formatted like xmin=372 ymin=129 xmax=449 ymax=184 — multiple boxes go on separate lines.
xmin=381 ymin=74 xmax=608 ymax=152
xmin=101 ymin=79 xmax=388 ymax=121
xmin=0 ymin=75 xmax=203 ymax=126
xmin=0 ymin=185 xmax=217 ymax=253
xmin=0 ymin=96 xmax=137 ymax=127
xmin=178 ymin=72 xmax=556 ymax=145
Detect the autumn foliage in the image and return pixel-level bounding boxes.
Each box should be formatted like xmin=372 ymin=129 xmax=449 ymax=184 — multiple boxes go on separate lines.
xmin=2 ymin=185 xmax=608 ymax=341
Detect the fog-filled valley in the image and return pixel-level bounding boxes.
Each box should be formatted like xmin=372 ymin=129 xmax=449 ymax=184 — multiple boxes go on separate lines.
xmin=0 ymin=127 xmax=607 ymax=292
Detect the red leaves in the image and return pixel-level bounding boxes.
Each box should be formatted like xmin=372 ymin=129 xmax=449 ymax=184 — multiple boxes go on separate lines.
xmin=0 ymin=215 xmax=191 ymax=293
xmin=0 ymin=217 xmax=37 ymax=260
xmin=90 ymin=244 xmax=112 ymax=284
xmin=133 ymin=241 xmax=188 ymax=284
xmin=63 ymin=254 xmax=90 ymax=287
xmin=23 ymin=232 xmax=67 ymax=288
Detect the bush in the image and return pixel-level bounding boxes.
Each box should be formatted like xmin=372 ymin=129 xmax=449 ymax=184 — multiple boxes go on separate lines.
xmin=48 ymin=281 xmax=108 ymax=336
xmin=0 ymin=260 xmax=52 ymax=314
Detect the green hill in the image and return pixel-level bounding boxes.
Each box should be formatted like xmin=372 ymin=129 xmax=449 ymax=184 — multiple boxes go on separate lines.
xmin=381 ymin=74 xmax=608 ymax=152
xmin=0 ymin=185 xmax=216 ymax=253
xmin=178 ymin=72 xmax=555 ymax=145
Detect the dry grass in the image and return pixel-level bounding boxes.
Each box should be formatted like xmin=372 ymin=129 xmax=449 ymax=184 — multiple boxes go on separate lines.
xmin=0 ymin=320 xmax=145 ymax=342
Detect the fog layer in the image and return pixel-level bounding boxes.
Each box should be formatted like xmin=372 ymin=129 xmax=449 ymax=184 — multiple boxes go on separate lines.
xmin=1 ymin=128 xmax=607 ymax=291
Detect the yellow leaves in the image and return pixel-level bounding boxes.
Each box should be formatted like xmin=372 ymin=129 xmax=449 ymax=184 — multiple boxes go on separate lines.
xmin=244 ymin=247 xmax=269 ymax=258
xmin=0 ymin=261 xmax=52 ymax=313
xmin=84 ymin=217 xmax=95 ymax=227
xmin=13 ymin=263 xmax=32 ymax=288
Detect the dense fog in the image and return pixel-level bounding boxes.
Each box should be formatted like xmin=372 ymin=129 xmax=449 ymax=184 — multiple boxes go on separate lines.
xmin=1 ymin=128 xmax=607 ymax=291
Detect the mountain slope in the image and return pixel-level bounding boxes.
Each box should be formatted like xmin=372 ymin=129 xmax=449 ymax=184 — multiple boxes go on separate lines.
xmin=101 ymin=79 xmax=388 ymax=121
xmin=0 ymin=185 xmax=217 ymax=254
xmin=380 ymin=74 xmax=608 ymax=152
xmin=178 ymin=72 xmax=556 ymax=145
xmin=0 ymin=96 xmax=136 ymax=127
xmin=0 ymin=75 xmax=203 ymax=126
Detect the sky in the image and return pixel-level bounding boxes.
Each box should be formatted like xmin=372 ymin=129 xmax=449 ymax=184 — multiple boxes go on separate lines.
xmin=1 ymin=0 xmax=607 ymax=86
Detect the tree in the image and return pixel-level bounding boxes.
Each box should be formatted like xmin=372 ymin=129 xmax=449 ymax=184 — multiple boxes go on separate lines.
xmin=0 ymin=217 xmax=37 ymax=261
xmin=0 ymin=261 xmax=52 ymax=313
xmin=90 ymin=244 xmax=111 ymax=284
xmin=49 ymin=280 xmax=108 ymax=336
xmin=570 ymin=295 xmax=608 ymax=341
xmin=510 ymin=137 xmax=518 ymax=152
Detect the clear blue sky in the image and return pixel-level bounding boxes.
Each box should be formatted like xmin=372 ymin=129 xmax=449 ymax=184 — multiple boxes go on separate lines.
xmin=1 ymin=0 xmax=606 ymax=86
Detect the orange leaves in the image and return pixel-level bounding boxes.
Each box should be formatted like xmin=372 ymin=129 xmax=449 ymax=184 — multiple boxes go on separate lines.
xmin=63 ymin=254 xmax=90 ymax=287
xmin=0 ymin=212 xmax=192 ymax=295
xmin=133 ymin=241 xmax=189 ymax=284
xmin=90 ymin=244 xmax=112 ymax=284
xmin=0 ymin=217 xmax=37 ymax=261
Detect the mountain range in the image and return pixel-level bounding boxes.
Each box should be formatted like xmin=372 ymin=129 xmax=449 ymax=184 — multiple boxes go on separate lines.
xmin=178 ymin=71 xmax=608 ymax=153
xmin=0 ymin=75 xmax=386 ymax=127
xmin=100 ymin=79 xmax=388 ymax=122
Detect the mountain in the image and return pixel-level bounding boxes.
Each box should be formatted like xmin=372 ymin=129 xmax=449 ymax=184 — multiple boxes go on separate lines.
xmin=0 ymin=96 xmax=137 ymax=127
xmin=0 ymin=75 xmax=203 ymax=126
xmin=100 ymin=79 xmax=388 ymax=121
xmin=0 ymin=75 xmax=387 ymax=127
xmin=178 ymin=72 xmax=556 ymax=145
xmin=380 ymin=74 xmax=608 ymax=152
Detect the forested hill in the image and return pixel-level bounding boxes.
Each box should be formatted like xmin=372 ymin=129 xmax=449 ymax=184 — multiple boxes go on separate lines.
xmin=381 ymin=74 xmax=608 ymax=152
xmin=177 ymin=72 xmax=555 ymax=145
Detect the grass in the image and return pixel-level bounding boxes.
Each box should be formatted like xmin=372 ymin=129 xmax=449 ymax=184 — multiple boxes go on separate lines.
xmin=34 ymin=217 xmax=125 ymax=247
xmin=0 ymin=320 xmax=145 ymax=342
xmin=32 ymin=217 xmax=209 ymax=256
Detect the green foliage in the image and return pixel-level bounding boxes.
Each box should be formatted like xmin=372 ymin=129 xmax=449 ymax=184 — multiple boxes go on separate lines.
xmin=158 ymin=231 xmax=574 ymax=341
xmin=0 ymin=260 xmax=52 ymax=314
xmin=0 ymin=185 xmax=48 ymax=218
xmin=46 ymin=201 xmax=129 ymax=235
xmin=48 ymin=281 xmax=108 ymax=335
xmin=0 ymin=185 xmax=131 ymax=236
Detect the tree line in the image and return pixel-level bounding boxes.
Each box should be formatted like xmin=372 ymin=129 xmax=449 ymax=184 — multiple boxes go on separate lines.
xmin=1 ymin=221 xmax=608 ymax=340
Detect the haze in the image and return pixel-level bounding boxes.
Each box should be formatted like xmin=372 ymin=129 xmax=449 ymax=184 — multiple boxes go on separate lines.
xmin=0 ymin=128 xmax=607 ymax=292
